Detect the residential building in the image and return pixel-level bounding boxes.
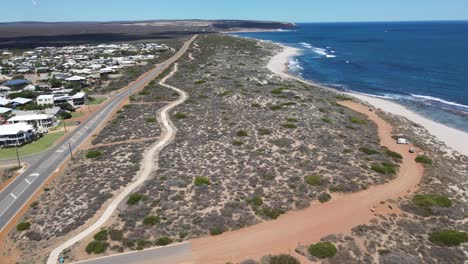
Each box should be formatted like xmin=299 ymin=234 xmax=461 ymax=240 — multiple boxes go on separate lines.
xmin=0 ymin=123 xmax=37 ymax=147
xmin=36 ymin=94 xmax=55 ymax=106
xmin=8 ymin=114 xmax=55 ymax=129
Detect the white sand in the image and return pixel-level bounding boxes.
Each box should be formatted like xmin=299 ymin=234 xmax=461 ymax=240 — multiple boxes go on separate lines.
xmin=268 ymin=45 xmax=468 ymax=157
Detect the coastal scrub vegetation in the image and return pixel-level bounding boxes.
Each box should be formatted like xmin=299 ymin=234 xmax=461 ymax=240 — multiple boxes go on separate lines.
xmin=385 ymin=149 xmax=403 ymax=160
xmin=258 ymin=128 xmax=272 ymax=135
xmin=308 ymin=241 xmax=337 ymax=259
xmin=155 ymin=237 xmax=173 ymax=246
xmin=266 ymin=254 xmax=301 ymax=264
xmin=85 ymin=240 xmax=108 ymax=254
xmin=127 ymin=193 xmax=147 ymax=205
xmin=359 ymin=147 xmax=380 ymax=155
xmin=194 ymin=176 xmax=211 ymax=186
xmin=209 ymin=227 xmax=225 ymax=236
xmin=413 ymin=194 xmax=452 ymax=208
xmin=256 ymin=207 xmax=285 ymax=219
xmin=93 ymin=229 xmax=108 ymax=241
xmin=281 ymin=123 xmax=298 ymax=129
xmin=371 ymin=162 xmax=397 ymax=174
xmin=85 ymin=150 xmax=102 ymax=159
xmin=143 ymin=215 xmax=161 ymax=226
xmin=236 ymin=130 xmax=248 ymax=137
xmin=16 ymin=221 xmax=31 ymax=231
xmin=174 ymin=112 xmax=188 ymax=119
xmin=336 ymin=95 xmax=352 ymax=101
xmin=415 ymin=155 xmax=433 ymax=165
xmin=429 ymin=230 xmax=468 ymax=247
xmin=349 ymin=116 xmax=366 ymax=124
xmin=305 ymin=175 xmax=323 ymax=186
xmin=318 ymin=192 xmax=332 ymax=203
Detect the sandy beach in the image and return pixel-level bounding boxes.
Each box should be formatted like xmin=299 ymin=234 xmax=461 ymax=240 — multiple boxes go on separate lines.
xmin=267 ymin=44 xmax=468 ymax=157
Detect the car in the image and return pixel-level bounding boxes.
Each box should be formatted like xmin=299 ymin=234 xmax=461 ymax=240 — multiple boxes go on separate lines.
xmin=397 ymin=138 xmax=409 ymax=144
xmin=75 ymin=121 xmax=82 ymax=125
xmin=409 ymin=148 xmax=415 ymax=153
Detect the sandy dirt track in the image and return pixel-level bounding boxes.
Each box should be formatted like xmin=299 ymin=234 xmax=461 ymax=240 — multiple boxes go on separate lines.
xmin=182 ymin=100 xmax=424 ymax=263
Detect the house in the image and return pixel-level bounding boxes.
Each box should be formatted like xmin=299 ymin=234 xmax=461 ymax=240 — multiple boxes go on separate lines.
xmin=0 ymin=107 xmax=12 ymax=121
xmin=8 ymin=114 xmax=55 ymax=130
xmin=36 ymin=94 xmax=55 ymax=106
xmin=10 ymin=97 xmax=33 ymax=107
xmin=0 ymin=97 xmax=11 ymax=107
xmin=65 ymin=75 xmax=85 ymax=83
xmin=71 ymin=92 xmax=87 ymax=106
xmin=0 ymin=123 xmax=38 ymax=147
xmin=3 ymin=79 xmax=30 ymax=90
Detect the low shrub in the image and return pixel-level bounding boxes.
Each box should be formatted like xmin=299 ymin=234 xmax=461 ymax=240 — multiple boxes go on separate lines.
xmin=174 ymin=112 xmax=187 ymax=119
xmin=415 ymin=155 xmax=432 ymax=165
xmin=270 ymin=105 xmax=282 ymax=111
xmin=127 ymin=193 xmax=146 ymax=205
xmin=336 ymin=95 xmax=352 ymax=101
xmin=371 ymin=163 xmax=396 ymax=174
xmin=270 ymin=88 xmax=284 ymax=94
xmin=155 ymin=237 xmax=173 ymax=246
xmin=249 ymin=195 xmax=263 ymax=207
xmin=286 ymin=117 xmax=298 ymax=122
xmin=194 ymin=80 xmax=206 ymax=84
xmin=232 ymin=140 xmax=243 ymax=146
xmin=146 ymin=117 xmax=157 ymax=123
xmin=350 ymin=116 xmax=366 ymax=124
xmin=143 ymin=215 xmax=161 ymax=225
xmin=281 ymin=123 xmax=297 ymax=129
xmin=308 ymin=241 xmax=337 ymax=259
xmin=359 ymin=147 xmax=379 ymax=155
xmin=16 ymin=221 xmax=30 ymax=231
xmin=305 ymin=175 xmax=323 ymax=186
xmin=138 ymin=90 xmax=150 ymax=95
xmin=194 ymin=176 xmax=211 ymax=186
xmin=109 ymin=229 xmax=124 ymax=241
xmin=257 ymin=207 xmax=285 ymax=219
xmin=321 ymin=117 xmax=331 ymax=123
xmin=413 ymin=194 xmax=452 ymax=208
xmin=86 ymin=150 xmax=102 ymax=159
xmin=209 ymin=227 xmax=225 ymax=236
xmin=385 ymin=149 xmax=403 ymax=160
xmin=236 ymin=130 xmax=248 ymax=137
xmin=93 ymin=229 xmax=108 ymax=241
xmin=429 ymin=230 xmax=468 ymax=247
xmin=258 ymin=128 xmax=272 ymax=135
xmin=86 ymin=240 xmax=108 ymax=254
xmin=318 ymin=192 xmax=331 ymax=203
xmin=268 ymin=254 xmax=301 ymax=264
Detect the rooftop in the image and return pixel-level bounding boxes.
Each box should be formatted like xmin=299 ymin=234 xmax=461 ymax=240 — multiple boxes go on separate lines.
xmin=0 ymin=123 xmax=34 ymax=136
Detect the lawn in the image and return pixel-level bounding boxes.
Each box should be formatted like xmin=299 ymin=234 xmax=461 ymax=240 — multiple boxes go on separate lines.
xmin=71 ymin=112 xmax=86 ymax=118
xmin=88 ymin=97 xmax=107 ymax=105
xmin=0 ymin=132 xmax=65 ymax=160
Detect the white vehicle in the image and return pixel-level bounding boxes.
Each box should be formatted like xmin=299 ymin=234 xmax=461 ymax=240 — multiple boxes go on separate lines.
xmin=409 ymin=148 xmax=415 ymax=153
xmin=397 ymin=138 xmax=409 ymax=144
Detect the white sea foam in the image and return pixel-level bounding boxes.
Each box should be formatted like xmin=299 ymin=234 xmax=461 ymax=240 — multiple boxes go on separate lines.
xmin=312 ymin=47 xmax=328 ymax=56
xmin=326 ymin=54 xmax=336 ymax=58
xmin=288 ymin=58 xmax=304 ymax=71
xmin=410 ymin=94 xmax=468 ymax=110
xmin=300 ymin=42 xmax=313 ymax=48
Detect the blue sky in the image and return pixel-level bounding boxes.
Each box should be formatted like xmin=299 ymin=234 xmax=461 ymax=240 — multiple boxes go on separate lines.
xmin=2 ymin=0 xmax=468 ymax=22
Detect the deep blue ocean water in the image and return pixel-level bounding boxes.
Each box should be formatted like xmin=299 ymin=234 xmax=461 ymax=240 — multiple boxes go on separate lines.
xmin=236 ymin=22 xmax=468 ymax=132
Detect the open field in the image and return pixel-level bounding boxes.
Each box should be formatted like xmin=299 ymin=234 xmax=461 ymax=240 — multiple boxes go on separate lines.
xmin=0 ymin=132 xmax=65 ymax=160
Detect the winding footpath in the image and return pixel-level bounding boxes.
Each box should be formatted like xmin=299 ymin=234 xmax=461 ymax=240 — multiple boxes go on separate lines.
xmin=47 ymin=63 xmax=189 ymax=264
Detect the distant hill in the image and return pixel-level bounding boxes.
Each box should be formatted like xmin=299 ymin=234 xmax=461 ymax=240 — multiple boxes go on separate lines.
xmin=0 ymin=20 xmax=296 ymax=48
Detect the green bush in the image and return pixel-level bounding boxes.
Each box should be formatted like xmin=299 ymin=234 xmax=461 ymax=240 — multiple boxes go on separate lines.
xmin=194 ymin=80 xmax=206 ymax=84
xmin=281 ymin=123 xmax=297 ymax=129
xmin=138 ymin=90 xmax=150 ymax=95
xmin=371 ymin=163 xmax=396 ymax=174
xmin=93 ymin=229 xmax=108 ymax=241
xmin=174 ymin=112 xmax=187 ymax=119
xmin=143 ymin=215 xmax=161 ymax=226
xmin=16 ymin=221 xmax=31 ymax=231
xmin=249 ymin=196 xmax=263 ymax=207
xmin=321 ymin=117 xmax=331 ymax=123
xmin=194 ymin=176 xmax=211 ymax=186
xmin=318 ymin=192 xmax=331 ymax=203
xmin=86 ymin=150 xmax=102 ymax=159
xmin=286 ymin=117 xmax=298 ymax=122
xmin=415 ymin=155 xmax=432 ymax=165
xmin=209 ymin=227 xmax=225 ymax=236
xmin=258 ymin=128 xmax=272 ymax=135
xmin=85 ymin=240 xmax=108 ymax=254
xmin=155 ymin=237 xmax=173 ymax=246
xmin=127 ymin=193 xmax=146 ymax=205
xmin=308 ymin=241 xmax=337 ymax=259
xmin=146 ymin=117 xmax=157 ymax=123
xmin=359 ymin=147 xmax=379 ymax=155
xmin=385 ymin=149 xmax=403 ymax=160
xmin=236 ymin=130 xmax=248 ymax=137
xmin=429 ymin=230 xmax=468 ymax=247
xmin=350 ymin=116 xmax=366 ymax=124
xmin=413 ymin=194 xmax=452 ymax=208
xmin=270 ymin=105 xmax=282 ymax=111
xmin=108 ymin=229 xmax=123 ymax=241
xmin=336 ymin=95 xmax=352 ymax=101
xmin=305 ymin=175 xmax=323 ymax=186
xmin=271 ymin=88 xmax=284 ymax=94
xmin=232 ymin=140 xmax=243 ymax=146
xmin=257 ymin=207 xmax=285 ymax=219
xmin=268 ymin=254 xmax=301 ymax=264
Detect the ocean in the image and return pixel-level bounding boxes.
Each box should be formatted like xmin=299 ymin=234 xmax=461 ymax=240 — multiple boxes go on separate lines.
xmin=235 ymin=22 xmax=468 ymax=132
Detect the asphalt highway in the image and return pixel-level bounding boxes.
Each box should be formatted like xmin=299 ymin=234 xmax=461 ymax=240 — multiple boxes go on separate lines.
xmin=0 ymin=35 xmax=196 ymax=232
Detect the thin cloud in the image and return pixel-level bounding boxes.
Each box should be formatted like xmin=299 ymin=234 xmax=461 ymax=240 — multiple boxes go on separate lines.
xmin=32 ymin=0 xmax=38 ymax=6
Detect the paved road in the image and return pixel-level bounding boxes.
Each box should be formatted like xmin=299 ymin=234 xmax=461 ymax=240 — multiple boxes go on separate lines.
xmin=0 ymin=35 xmax=196 ymax=233
xmin=72 ymin=242 xmax=191 ymax=264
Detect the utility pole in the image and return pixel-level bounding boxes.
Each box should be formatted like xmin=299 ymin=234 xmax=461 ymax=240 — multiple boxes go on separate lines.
xmin=68 ymin=143 xmax=73 ymax=160
xmin=87 ymin=104 xmax=91 ymax=113
xmin=15 ymin=145 xmax=21 ymax=167
xmin=63 ymin=120 xmax=67 ymax=132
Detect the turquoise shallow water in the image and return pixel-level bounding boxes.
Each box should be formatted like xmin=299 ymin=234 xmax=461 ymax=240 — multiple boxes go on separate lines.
xmin=236 ymin=22 xmax=468 ymax=132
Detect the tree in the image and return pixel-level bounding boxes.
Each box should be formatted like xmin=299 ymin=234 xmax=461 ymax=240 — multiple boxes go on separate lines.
xmin=49 ymin=76 xmax=62 ymax=88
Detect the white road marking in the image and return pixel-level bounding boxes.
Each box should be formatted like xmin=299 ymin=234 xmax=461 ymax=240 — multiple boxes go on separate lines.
xmin=84 ymin=126 xmax=89 ymax=129
xmin=25 ymin=179 xmax=31 ymax=184
xmin=10 ymin=193 xmax=16 ymax=199
xmin=70 ymin=138 xmax=76 ymax=142
xmin=29 ymin=173 xmax=39 ymax=177
xmin=56 ymin=149 xmax=65 ymax=153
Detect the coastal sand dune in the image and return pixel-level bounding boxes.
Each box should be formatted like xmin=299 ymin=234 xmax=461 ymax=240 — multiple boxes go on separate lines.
xmin=268 ymin=45 xmax=468 ymax=157
xmin=187 ymin=99 xmax=423 ymax=263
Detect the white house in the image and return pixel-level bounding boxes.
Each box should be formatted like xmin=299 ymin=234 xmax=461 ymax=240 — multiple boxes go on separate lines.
xmin=8 ymin=114 xmax=55 ymax=130
xmin=0 ymin=123 xmax=37 ymax=147
xmin=36 ymin=94 xmax=55 ymax=106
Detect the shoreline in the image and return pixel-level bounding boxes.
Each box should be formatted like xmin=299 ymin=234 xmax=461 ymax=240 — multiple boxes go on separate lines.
xmin=267 ymin=43 xmax=468 ymax=157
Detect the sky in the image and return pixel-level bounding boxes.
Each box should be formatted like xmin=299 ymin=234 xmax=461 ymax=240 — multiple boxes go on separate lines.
xmin=1 ymin=0 xmax=468 ymax=23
